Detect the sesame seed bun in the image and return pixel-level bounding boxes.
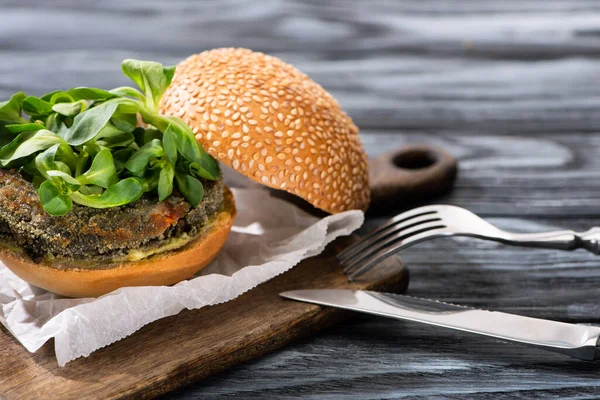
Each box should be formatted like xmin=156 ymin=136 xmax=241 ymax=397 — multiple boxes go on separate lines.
xmin=160 ymin=48 xmax=370 ymax=214
xmin=0 ymin=187 xmax=236 ymax=298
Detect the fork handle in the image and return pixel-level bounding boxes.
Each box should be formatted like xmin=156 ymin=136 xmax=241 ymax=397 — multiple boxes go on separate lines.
xmin=495 ymin=227 xmax=600 ymax=254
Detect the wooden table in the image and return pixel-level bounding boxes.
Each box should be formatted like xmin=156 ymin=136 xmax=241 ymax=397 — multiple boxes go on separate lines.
xmin=2 ymin=1 xmax=600 ymax=398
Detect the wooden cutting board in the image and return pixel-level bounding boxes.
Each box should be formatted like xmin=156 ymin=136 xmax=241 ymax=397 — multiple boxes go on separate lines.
xmin=0 ymin=236 xmax=408 ymax=399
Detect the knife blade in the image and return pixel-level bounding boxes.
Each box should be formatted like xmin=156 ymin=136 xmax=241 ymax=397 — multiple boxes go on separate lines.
xmin=280 ymin=289 xmax=600 ymax=360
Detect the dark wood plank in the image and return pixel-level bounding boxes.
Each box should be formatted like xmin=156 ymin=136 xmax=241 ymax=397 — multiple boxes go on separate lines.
xmin=0 ymin=237 xmax=407 ymax=399
xmin=1 ymin=1 xmax=600 ymax=134
xmin=362 ymin=132 xmax=600 ymax=217
xmin=170 ymin=317 xmax=600 ymax=399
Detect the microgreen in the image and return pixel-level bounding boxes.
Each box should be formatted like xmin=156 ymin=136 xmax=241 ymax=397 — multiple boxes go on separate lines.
xmin=63 ymin=101 xmax=119 ymax=145
xmin=121 ymin=59 xmax=175 ymax=112
xmin=158 ymin=163 xmax=175 ymax=202
xmin=0 ymin=92 xmax=27 ymax=123
xmin=68 ymin=87 xmax=118 ymax=101
xmin=52 ymin=101 xmax=84 ymax=117
xmin=22 ymin=97 xmax=53 ymax=117
xmin=0 ymin=59 xmax=220 ymax=215
xmin=38 ymin=180 xmax=72 ymax=216
xmin=175 ymin=172 xmax=204 ymax=207
xmin=78 ymin=149 xmax=118 ymax=188
xmin=6 ymin=123 xmax=45 ymax=134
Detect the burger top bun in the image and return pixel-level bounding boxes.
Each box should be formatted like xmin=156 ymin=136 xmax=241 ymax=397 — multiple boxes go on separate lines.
xmin=160 ymin=48 xmax=370 ymax=214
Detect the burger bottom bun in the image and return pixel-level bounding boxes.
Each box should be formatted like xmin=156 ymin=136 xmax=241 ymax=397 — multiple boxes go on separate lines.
xmin=0 ymin=186 xmax=236 ymax=298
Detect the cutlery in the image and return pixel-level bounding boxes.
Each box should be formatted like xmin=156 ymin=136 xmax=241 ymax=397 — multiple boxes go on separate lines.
xmin=280 ymin=289 xmax=600 ymax=360
xmin=338 ymin=205 xmax=600 ymax=280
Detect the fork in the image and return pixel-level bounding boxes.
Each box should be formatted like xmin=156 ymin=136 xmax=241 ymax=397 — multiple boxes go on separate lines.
xmin=338 ymin=205 xmax=600 ymax=281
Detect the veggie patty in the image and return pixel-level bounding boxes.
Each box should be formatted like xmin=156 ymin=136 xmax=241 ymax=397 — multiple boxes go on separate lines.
xmin=0 ymin=169 xmax=224 ymax=262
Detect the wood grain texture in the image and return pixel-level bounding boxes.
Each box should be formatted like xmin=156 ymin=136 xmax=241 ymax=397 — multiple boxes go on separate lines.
xmin=169 ymin=317 xmax=600 ymax=399
xmin=0 ymin=237 xmax=407 ymax=399
xmin=1 ymin=0 xmax=600 ymax=398
xmin=369 ymin=144 xmax=457 ymax=209
xmin=2 ymin=0 xmax=600 ymax=135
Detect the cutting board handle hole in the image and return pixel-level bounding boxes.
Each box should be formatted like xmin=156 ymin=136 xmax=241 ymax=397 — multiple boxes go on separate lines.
xmin=392 ymin=148 xmax=437 ymax=170
xmin=369 ymin=145 xmax=457 ymax=212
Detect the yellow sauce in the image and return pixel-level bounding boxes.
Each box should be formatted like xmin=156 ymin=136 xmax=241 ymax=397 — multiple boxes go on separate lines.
xmin=121 ymin=233 xmax=193 ymax=262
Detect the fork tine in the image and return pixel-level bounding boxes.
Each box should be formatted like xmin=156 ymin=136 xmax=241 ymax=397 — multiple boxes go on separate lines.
xmin=342 ymin=221 xmax=447 ymax=274
xmin=338 ymin=213 xmax=442 ymax=263
xmin=347 ymin=227 xmax=447 ymax=281
xmin=337 ymin=205 xmax=441 ymax=260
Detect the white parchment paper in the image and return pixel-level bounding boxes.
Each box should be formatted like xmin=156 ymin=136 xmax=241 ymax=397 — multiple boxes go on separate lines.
xmin=0 ymin=188 xmax=363 ymax=366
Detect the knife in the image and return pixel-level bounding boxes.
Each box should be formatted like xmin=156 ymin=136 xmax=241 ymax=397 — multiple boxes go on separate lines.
xmin=280 ymin=289 xmax=600 ymax=360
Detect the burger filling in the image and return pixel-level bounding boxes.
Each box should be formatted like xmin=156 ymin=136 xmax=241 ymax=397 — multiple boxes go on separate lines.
xmin=0 ymin=169 xmax=224 ymax=267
